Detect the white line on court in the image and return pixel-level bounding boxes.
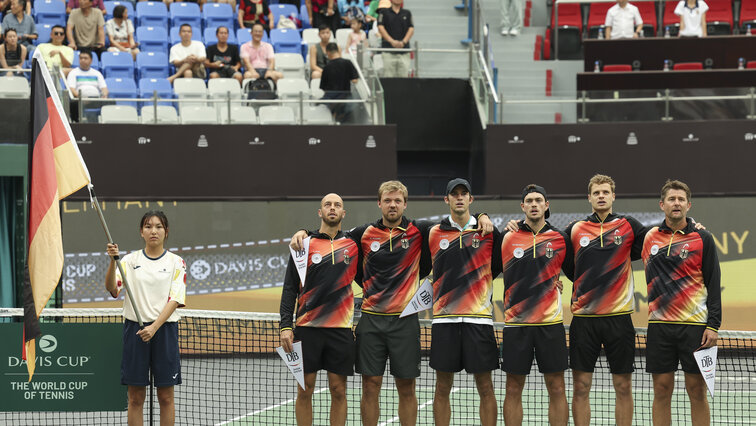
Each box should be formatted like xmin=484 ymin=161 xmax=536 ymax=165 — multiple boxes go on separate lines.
xmin=378 ymin=387 xmax=460 ymax=426
xmin=215 ymin=387 xmax=328 ymax=426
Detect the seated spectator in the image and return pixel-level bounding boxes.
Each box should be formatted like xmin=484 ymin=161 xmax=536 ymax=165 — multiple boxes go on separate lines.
xmin=676 ymin=0 xmax=708 ymax=37
xmin=67 ymin=0 xmax=105 ymax=54
xmin=240 ymin=22 xmax=282 ymax=81
xmin=345 ymin=16 xmax=367 ymax=55
xmin=105 ymin=5 xmax=139 ymax=60
xmin=238 ymin=0 xmax=274 ymax=30
xmin=205 ymin=26 xmax=242 ymax=84
xmin=338 ymin=0 xmax=365 ymax=27
xmin=67 ymin=49 xmax=109 ymax=121
xmin=604 ymin=0 xmax=643 ymax=39
xmin=308 ymin=24 xmax=331 ymax=79
xmin=306 ymin=0 xmax=339 ymax=34
xmin=1 ymin=0 xmax=36 ymax=49
xmin=0 ymin=28 xmax=27 ymax=76
xmin=66 ymin=0 xmax=105 ymax=15
xmin=320 ymin=42 xmax=358 ymax=120
xmin=168 ymin=24 xmax=207 ymax=83
xmin=36 ymin=25 xmax=75 ymax=76
xmin=0 ymin=0 xmax=29 ymax=16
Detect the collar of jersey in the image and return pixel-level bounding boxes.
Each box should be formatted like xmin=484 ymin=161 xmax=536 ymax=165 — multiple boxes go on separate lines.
xmin=374 ymin=215 xmax=410 ymax=230
xmin=142 ymin=249 xmax=167 ymax=261
xmin=658 ymin=217 xmax=694 ymax=234
xmin=588 ymin=212 xmax=618 ymax=223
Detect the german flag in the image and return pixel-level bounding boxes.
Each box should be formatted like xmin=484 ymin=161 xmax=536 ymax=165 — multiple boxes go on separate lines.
xmin=23 ymin=52 xmax=91 ymax=381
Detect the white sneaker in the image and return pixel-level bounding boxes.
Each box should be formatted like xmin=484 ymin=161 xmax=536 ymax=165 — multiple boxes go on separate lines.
xmin=501 ymin=28 xmax=509 ymax=36
xmin=509 ymin=28 xmax=520 ymax=36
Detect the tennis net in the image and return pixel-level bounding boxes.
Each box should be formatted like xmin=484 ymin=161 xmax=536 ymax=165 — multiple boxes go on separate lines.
xmin=1 ymin=308 xmax=754 ymax=425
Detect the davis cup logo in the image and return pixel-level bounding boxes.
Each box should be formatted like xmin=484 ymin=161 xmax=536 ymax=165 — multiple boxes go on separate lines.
xmin=189 ymin=259 xmax=211 ymax=280
xmin=39 ymin=335 xmax=58 ymax=353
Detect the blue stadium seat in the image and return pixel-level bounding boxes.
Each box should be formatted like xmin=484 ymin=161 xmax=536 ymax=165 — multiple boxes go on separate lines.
xmin=138 ymin=77 xmax=174 ymax=106
xmin=170 ymin=25 xmax=202 ymax=45
xmin=300 ymin=4 xmax=310 ymax=29
xmin=105 ymin=77 xmax=137 ymax=107
xmin=169 ymin=2 xmax=202 ymax=29
xmin=72 ymin=50 xmax=101 ymax=70
xmin=202 ymin=3 xmax=234 ymax=30
xmin=136 ymin=1 xmax=169 ymax=28
xmin=136 ymin=51 xmax=170 ymax=79
xmin=35 ymin=24 xmax=54 ymax=46
xmin=34 ymin=0 xmax=67 ymax=26
xmin=270 ymin=28 xmax=302 ymax=54
xmin=101 ymin=51 xmax=135 ymax=78
xmin=236 ymin=28 xmax=270 ymax=46
xmin=104 ymin=0 xmax=135 ymax=21
xmin=135 ymin=26 xmax=170 ymax=53
xmin=269 ymin=3 xmax=298 ymax=26
xmin=204 ymin=27 xmax=238 ymax=46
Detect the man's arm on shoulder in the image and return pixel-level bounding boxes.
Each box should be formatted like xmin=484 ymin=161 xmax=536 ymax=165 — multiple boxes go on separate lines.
xmin=627 ymin=215 xmax=647 ymax=261
xmin=560 ymin=229 xmax=575 ymax=282
xmin=279 ymin=255 xmax=301 ymax=332
xmin=701 ymin=230 xmax=722 ymax=333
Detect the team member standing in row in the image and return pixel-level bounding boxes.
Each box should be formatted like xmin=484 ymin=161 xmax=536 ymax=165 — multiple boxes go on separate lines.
xmin=279 ymin=193 xmax=362 ymax=426
xmin=641 ymin=180 xmax=720 ymax=426
xmin=428 ymin=179 xmax=500 ymax=426
xmin=498 ymin=185 xmax=573 ymax=426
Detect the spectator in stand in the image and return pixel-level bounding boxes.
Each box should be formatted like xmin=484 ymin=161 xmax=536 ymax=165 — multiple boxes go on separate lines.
xmin=0 ymin=0 xmax=29 ymax=17
xmin=67 ymin=0 xmax=106 ymax=55
xmin=320 ymin=42 xmax=358 ymax=120
xmin=238 ymin=0 xmax=274 ymax=30
xmin=345 ymin=17 xmax=367 ymax=55
xmin=205 ymin=26 xmax=242 ymax=84
xmin=37 ymin=25 xmax=75 ymax=76
xmin=1 ymin=0 xmax=36 ymax=49
xmin=306 ymin=0 xmax=339 ymax=34
xmin=105 ymin=5 xmax=139 ymax=60
xmin=0 ymin=28 xmax=26 ymax=76
xmin=500 ymin=0 xmax=523 ymax=36
xmin=67 ymin=49 xmax=109 ymax=121
xmin=66 ymin=0 xmax=105 ymax=15
xmin=675 ymin=0 xmax=708 ymax=37
xmin=377 ymin=0 xmax=413 ymax=78
xmin=308 ymin=24 xmax=331 ymax=79
xmin=605 ymin=0 xmax=643 ymax=39
xmin=338 ymin=0 xmax=365 ymax=27
xmin=168 ymin=24 xmax=206 ymax=83
xmin=240 ymin=22 xmax=282 ymax=81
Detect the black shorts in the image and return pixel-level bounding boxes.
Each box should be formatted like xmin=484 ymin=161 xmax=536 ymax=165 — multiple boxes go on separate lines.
xmin=429 ymin=322 xmax=499 ymax=374
xmin=122 ymin=320 xmax=181 ymax=387
xmin=646 ymin=323 xmax=706 ymax=374
xmin=501 ymin=324 xmax=568 ymax=375
xmin=569 ymin=314 xmax=635 ymax=374
xmin=255 ymin=68 xmax=268 ymax=77
xmin=355 ymin=313 xmax=420 ymax=379
xmin=215 ymin=65 xmax=239 ymax=78
xmin=294 ymin=326 xmax=354 ymax=376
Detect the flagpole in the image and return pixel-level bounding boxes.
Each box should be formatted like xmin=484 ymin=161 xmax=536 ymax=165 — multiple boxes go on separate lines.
xmin=89 ymin=187 xmax=144 ymax=327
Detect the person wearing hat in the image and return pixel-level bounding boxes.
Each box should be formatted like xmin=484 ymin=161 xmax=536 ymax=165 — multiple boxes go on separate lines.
xmin=497 ymin=184 xmax=574 ymax=426
xmin=428 ymin=178 xmax=501 ymax=426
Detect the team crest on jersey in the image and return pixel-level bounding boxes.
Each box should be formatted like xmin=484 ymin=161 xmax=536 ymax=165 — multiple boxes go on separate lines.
xmin=513 ymin=247 xmax=524 ymax=258
xmin=579 ymin=236 xmax=590 ymax=247
xmin=613 ymin=230 xmax=623 ymax=245
xmin=472 ymin=233 xmax=480 ymax=248
xmin=545 ymin=242 xmax=554 ymax=259
xmin=401 ymin=233 xmax=409 ymax=249
xmin=370 ymin=241 xmax=380 ymax=252
xmin=439 ymin=239 xmax=449 ymax=250
xmin=311 ymin=253 xmax=322 ymax=264
xmin=680 ymin=244 xmax=690 ymax=259
xmin=650 ymin=244 xmax=659 ymax=255
xmin=343 ymin=249 xmax=350 ymax=264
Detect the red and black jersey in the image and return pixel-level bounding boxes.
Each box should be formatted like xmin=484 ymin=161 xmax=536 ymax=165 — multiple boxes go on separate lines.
xmin=566 ymin=212 xmax=645 ymax=317
xmin=349 ymin=216 xmax=433 ymax=315
xmin=642 ymin=218 xmax=721 ymax=331
xmin=428 ymin=218 xmax=500 ymax=320
xmin=279 ymin=231 xmax=362 ymax=330
xmin=496 ymin=221 xmax=574 ymax=325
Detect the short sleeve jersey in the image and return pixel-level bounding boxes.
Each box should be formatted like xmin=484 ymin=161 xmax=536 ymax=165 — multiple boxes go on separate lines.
xmin=377 ymin=7 xmax=413 ymax=48
xmin=206 ymin=43 xmax=240 ymax=67
xmin=114 ymin=250 xmax=187 ymax=323
xmin=67 ymin=8 xmax=105 ymax=47
xmin=36 ymin=43 xmax=75 ymax=69
xmin=169 ymin=40 xmax=207 ymax=63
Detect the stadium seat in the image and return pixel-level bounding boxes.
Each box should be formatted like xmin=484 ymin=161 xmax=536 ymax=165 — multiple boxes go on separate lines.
xmin=662 ymin=1 xmax=681 ymax=36
xmin=139 ymin=77 xmax=173 ymax=102
xmin=170 ymin=25 xmax=202 ymax=46
xmin=35 ymin=24 xmax=54 ymax=46
xmin=34 ymin=0 xmax=67 ymax=26
xmin=276 ymin=78 xmax=310 ymax=99
xmin=169 ymin=2 xmax=202 ymax=28
xmin=274 ymin=53 xmax=305 ymax=79
xmin=310 ymin=78 xmax=324 ymax=99
xmin=105 ymin=77 xmax=137 ymax=107
xmin=0 ymin=76 xmax=30 ymax=98
xmin=300 ymin=3 xmax=311 ymax=28
xmin=237 ymin=28 xmax=252 ymax=46
xmin=636 ymin=2 xmax=658 ymax=36
xmin=301 ymin=28 xmax=321 ymax=45
xmin=204 ymin=27 xmax=238 ymax=46
xmin=748 ymin=60 xmax=756 ymax=69
xmin=208 ymin=78 xmax=242 ymax=118
xmin=180 ymin=105 xmax=219 ymax=123
xmin=136 ymin=26 xmax=170 ymax=53
xmin=72 ymin=50 xmax=101 ymax=70
xmin=302 ymin=105 xmax=333 ymax=124
xmin=173 ymin=78 xmax=207 ymax=110
xmin=603 ymin=64 xmax=633 ymax=72
xmin=270 ymin=3 xmax=298 ymax=26
xmin=99 ymin=105 xmax=139 ymax=123
xmin=136 ymin=1 xmax=169 ymax=28
xmin=104 ymin=1 xmax=135 ymax=21
xmin=741 ymin=0 xmax=756 ymax=32
xmin=335 ymin=28 xmax=351 ymax=48
xmin=258 ymin=105 xmax=296 ymax=124
xmin=202 ymin=3 xmax=234 ymax=30
xmin=270 ymin=29 xmax=302 ymax=54
xmin=587 ymin=3 xmax=612 ymax=38
xmin=140 ymin=105 xmax=179 ymax=123
xmin=136 ymin=51 xmax=170 ymax=79
xmin=549 ymin=3 xmax=582 ymax=58
xmin=101 ymin=51 xmax=135 ymax=78
xmin=706 ymin=0 xmax=733 ymax=34
xmin=219 ymin=105 xmax=258 ymax=124
xmin=673 ymin=62 xmax=704 ymax=70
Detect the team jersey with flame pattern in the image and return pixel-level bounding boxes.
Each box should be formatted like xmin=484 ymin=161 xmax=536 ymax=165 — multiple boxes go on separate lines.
xmin=349 ymin=216 xmax=433 ymax=315
xmin=428 ymin=218 xmax=501 ymax=320
xmin=641 ymin=218 xmax=721 ymax=331
xmin=496 ymin=221 xmax=574 ymax=325
xmin=279 ymin=231 xmax=362 ymax=330
xmin=566 ymin=213 xmax=645 ymax=317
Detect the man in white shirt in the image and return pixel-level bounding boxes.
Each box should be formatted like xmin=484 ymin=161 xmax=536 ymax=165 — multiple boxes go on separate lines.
xmin=604 ymin=0 xmax=643 ymax=39
xmin=67 ymin=49 xmax=108 ymax=121
xmin=168 ymin=24 xmax=206 ymax=83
